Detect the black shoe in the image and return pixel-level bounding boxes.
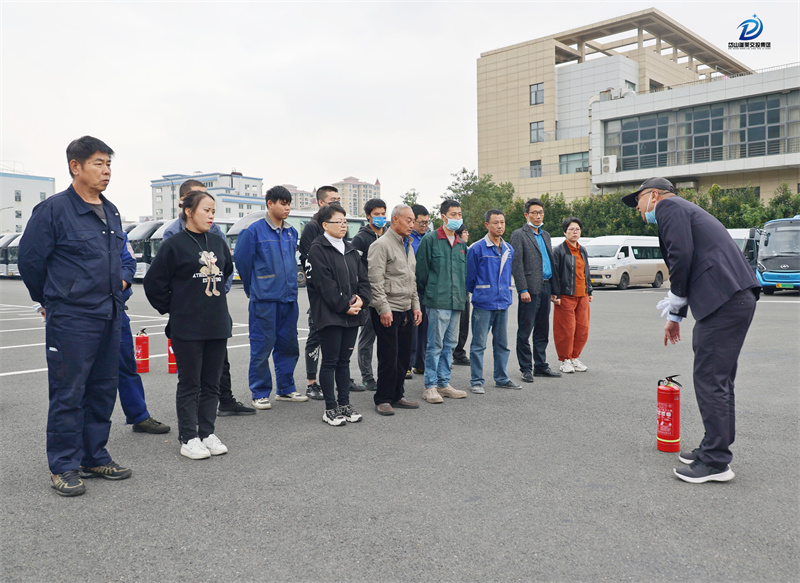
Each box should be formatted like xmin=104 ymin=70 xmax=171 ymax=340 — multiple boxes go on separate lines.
xmin=452 ymin=356 xmax=470 ymax=366
xmin=79 ymin=461 xmax=132 ymax=481
xmin=673 ymin=459 xmax=735 ymax=483
xmin=51 ymin=470 xmax=85 ymax=497
xmin=132 ymin=416 xmax=171 ymax=433
xmin=405 ymin=369 xmax=413 ymax=379
xmin=218 ymin=400 xmax=257 ymax=415
xmin=412 ymin=368 xmax=424 ymax=375
xmin=495 ymin=380 xmax=522 ymax=390
xmin=361 ymin=380 xmax=378 ymax=391
xmin=521 ymin=372 xmax=535 ymax=383
xmin=678 ymin=448 xmax=700 ymax=465
xmin=534 ymin=368 xmax=562 ymax=378
xmin=305 ymin=382 xmax=324 ymax=400
xmin=349 ymin=378 xmax=365 ymax=392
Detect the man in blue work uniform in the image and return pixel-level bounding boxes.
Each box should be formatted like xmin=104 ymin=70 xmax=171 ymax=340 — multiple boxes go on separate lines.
xmin=19 ymin=136 xmax=133 ymax=497
xmin=117 ymin=232 xmax=170 ymax=434
xmin=161 ymin=179 xmax=255 ymax=416
xmin=234 ymin=185 xmax=307 ymax=409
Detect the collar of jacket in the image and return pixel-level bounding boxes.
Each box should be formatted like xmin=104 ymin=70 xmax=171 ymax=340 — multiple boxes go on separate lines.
xmin=482 ymin=234 xmax=508 ymax=252
xmin=66 ymin=184 xmax=112 ymax=217
xmin=318 ymin=233 xmax=356 ymax=253
xmin=436 ymin=226 xmax=463 ymax=244
xmin=383 ymin=226 xmax=409 ymax=246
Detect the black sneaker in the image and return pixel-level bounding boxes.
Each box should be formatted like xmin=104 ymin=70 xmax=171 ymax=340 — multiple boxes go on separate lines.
xmin=452 ymin=356 xmax=470 ymax=366
xmin=521 ymin=372 xmax=535 ymax=383
xmin=678 ymin=448 xmax=700 ymax=465
xmin=673 ymin=459 xmax=735 ymax=484
xmin=361 ymin=380 xmax=378 ymax=391
xmin=322 ymin=408 xmax=346 ymax=426
xmin=79 ymin=461 xmax=132 ymax=481
xmin=495 ymin=380 xmax=522 ymax=390
xmin=338 ymin=404 xmax=363 ymax=423
xmin=51 ymin=470 xmax=85 ymax=497
xmin=412 ymin=368 xmax=424 ymax=375
xmin=349 ymin=378 xmax=365 ymax=392
xmin=218 ymin=400 xmax=257 ymax=415
xmin=132 ymin=416 xmax=171 ymax=433
xmin=305 ymin=382 xmax=324 ymax=400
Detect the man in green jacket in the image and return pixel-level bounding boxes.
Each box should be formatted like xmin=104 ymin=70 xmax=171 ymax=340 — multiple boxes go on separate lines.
xmin=415 ymin=199 xmax=469 ymax=403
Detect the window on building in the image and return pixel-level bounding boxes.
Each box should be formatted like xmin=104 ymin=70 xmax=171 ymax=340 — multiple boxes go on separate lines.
xmin=530 ymin=83 xmax=544 ymax=105
xmin=155 ymin=208 xmax=163 ymax=215
xmin=239 ymin=212 xmax=244 ymax=218
xmin=40 ymin=192 xmax=47 ymax=201
xmin=15 ymin=211 xmax=22 ymax=219
xmin=530 ymin=121 xmax=545 ymax=143
xmin=154 ymin=187 xmax=162 ymax=193
xmin=155 ymin=195 xmax=162 ymax=202
xmin=247 ymin=204 xmax=252 ymax=210
xmin=15 ymin=225 xmax=22 ymax=232
xmin=203 ymin=181 xmax=214 ymax=188
xmin=530 ymin=160 xmax=542 ymax=178
xmin=14 ymin=190 xmax=21 ymax=202
xmin=225 ymin=207 xmax=231 ymax=214
xmin=559 ymin=152 xmax=590 ymax=174
xmin=239 ymin=204 xmax=244 ymax=209
xmin=625 ymin=81 xmax=636 ymax=92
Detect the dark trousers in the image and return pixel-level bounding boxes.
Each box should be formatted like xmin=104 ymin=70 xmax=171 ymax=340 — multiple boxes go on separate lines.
xmin=692 ymin=288 xmax=757 ymax=468
xmin=46 ymin=312 xmax=120 ymax=474
xmin=305 ymin=310 xmax=320 ymax=381
xmin=357 ymin=311 xmax=376 ymax=383
xmin=171 ymin=338 xmax=227 ymax=443
xmin=372 ymin=308 xmax=414 ymax=405
xmin=516 ymin=282 xmax=552 ymax=373
xmin=318 ymin=326 xmax=358 ymax=410
xmin=218 ymin=352 xmax=236 ymax=406
xmin=452 ymin=295 xmax=471 ymax=360
xmin=409 ymin=303 xmax=428 ymax=370
xmin=118 ymin=310 xmax=150 ymax=425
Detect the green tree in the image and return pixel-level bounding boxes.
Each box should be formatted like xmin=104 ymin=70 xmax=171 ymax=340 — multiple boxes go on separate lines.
xmin=402 ymin=188 xmax=420 ymax=207
xmin=442 ymin=169 xmax=515 ymax=240
xmin=765 ymin=182 xmax=800 ymax=222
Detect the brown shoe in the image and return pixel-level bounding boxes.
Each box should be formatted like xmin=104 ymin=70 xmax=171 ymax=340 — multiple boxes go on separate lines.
xmin=393 ymin=398 xmax=419 ymax=409
xmin=376 ymin=403 xmax=395 ymax=416
xmin=422 ymin=388 xmax=444 ymax=404
xmin=437 ymin=385 xmax=467 ymax=399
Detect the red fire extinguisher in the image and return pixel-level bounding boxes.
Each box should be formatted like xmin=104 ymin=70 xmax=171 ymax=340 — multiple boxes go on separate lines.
xmin=657 ymin=375 xmax=681 ymax=452
xmin=134 ymin=329 xmax=149 ymax=373
xmin=167 ymin=339 xmax=177 ymax=374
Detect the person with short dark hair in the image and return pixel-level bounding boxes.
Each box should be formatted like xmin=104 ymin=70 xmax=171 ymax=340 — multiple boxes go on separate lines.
xmin=510 ymin=198 xmax=562 ymax=383
xmin=298 ymin=185 xmax=341 ymax=400
xmin=415 ymin=199 xmax=469 ymax=403
xmin=551 ymin=217 xmax=593 ymax=374
xmin=409 ymin=204 xmax=430 ymax=375
xmin=161 ymin=179 xmax=255 ymax=416
xmin=144 ymin=191 xmax=234 ymax=459
xmin=20 ymin=136 xmax=132 ymax=495
xmin=452 ymin=226 xmax=472 ymax=366
xmin=622 ymin=177 xmax=759 ymax=484
xmin=466 ymin=210 xmax=519 ymax=393
xmin=307 ymin=204 xmax=372 ymax=425
xmin=352 ymin=198 xmax=387 ymax=391
xmin=235 ymin=186 xmax=307 ymax=410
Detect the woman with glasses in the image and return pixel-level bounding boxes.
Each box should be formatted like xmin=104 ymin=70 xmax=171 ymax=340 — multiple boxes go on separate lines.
xmin=306 ymin=204 xmax=372 ymax=426
xmin=551 ymin=217 xmax=593 ymax=374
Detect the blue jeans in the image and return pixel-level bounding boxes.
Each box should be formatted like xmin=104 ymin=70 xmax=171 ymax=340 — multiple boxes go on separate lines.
xmin=469 ymin=308 xmax=511 ymax=386
xmin=248 ymin=301 xmax=300 ymax=399
xmin=424 ymin=307 xmax=461 ymax=389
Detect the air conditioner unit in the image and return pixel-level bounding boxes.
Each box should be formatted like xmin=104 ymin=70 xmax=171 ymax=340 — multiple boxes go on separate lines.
xmin=602 ymin=155 xmax=618 ymax=173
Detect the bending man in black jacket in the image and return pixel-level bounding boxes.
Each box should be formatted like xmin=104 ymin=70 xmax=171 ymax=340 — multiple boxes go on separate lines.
xmin=623 ymin=177 xmax=759 ymax=484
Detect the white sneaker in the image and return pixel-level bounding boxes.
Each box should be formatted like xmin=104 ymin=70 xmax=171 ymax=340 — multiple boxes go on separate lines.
xmin=276 ymin=391 xmax=309 ymax=402
xmin=201 ymin=434 xmax=228 ymax=455
xmin=571 ymin=358 xmax=588 ymax=372
xmin=559 ymin=360 xmax=575 ymax=373
xmin=322 ymin=409 xmax=346 ymax=426
xmin=252 ymin=398 xmax=272 ymax=410
xmin=180 ymin=437 xmax=211 ymax=460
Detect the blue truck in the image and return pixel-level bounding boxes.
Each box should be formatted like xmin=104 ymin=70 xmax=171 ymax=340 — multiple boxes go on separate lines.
xmin=756 ymin=215 xmax=800 ymax=295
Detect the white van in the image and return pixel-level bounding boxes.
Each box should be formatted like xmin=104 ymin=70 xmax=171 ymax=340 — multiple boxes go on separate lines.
xmin=584 ymin=235 xmax=667 ymax=289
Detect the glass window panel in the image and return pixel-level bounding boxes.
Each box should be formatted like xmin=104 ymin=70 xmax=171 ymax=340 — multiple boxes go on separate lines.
xmin=694 ymin=135 xmax=709 ymax=148
xmin=658 ymin=140 xmax=668 ymax=152
xmin=622 ymin=130 xmax=638 ymax=143
xmin=683 ymin=111 xmax=693 ymax=122
xmin=622 ymin=144 xmax=638 ymax=156
xmin=711 ymin=106 xmax=724 ymax=118
xmin=678 ymin=123 xmax=691 ymax=136
xmin=767 ymin=109 xmax=781 ymax=124
xmin=640 ymin=128 xmax=656 ymax=141
xmin=641 ymin=155 xmax=657 ymax=168
xmin=767 ymin=125 xmax=782 ymax=139
xmin=657 ymin=115 xmax=670 ymax=125
xmin=711 ymin=118 xmax=724 ymax=132
xmin=788 ymin=90 xmax=800 ymax=106
xmin=749 ymin=126 xmax=766 ymax=141
xmin=607 ymin=120 xmax=621 ymax=132
xmin=622 ymin=118 xmax=639 ymax=130
xmin=658 ymin=126 xmax=668 ymax=139
xmin=787 ymin=121 xmax=800 ymax=137
xmin=748 ymin=99 xmax=765 ymax=111
xmin=694 ymin=120 xmax=710 ymax=134
xmin=694 ymin=149 xmax=709 ymax=163
xmin=749 ymin=112 xmax=764 ymax=126
xmin=694 ymin=107 xmax=710 ymax=119
xmin=606 ymin=133 xmax=621 ymax=146
xmin=640 ymin=115 xmax=657 ymax=128
xmin=711 ymin=133 xmax=723 ymax=146
xmin=711 ymin=147 xmax=723 ymax=161
xmin=641 ymin=141 xmax=657 ymax=154
xmin=767 ymin=140 xmax=782 ymax=155
xmin=677 ymin=137 xmax=691 ymax=150
xmin=789 ymin=107 xmax=800 ymax=122
xmin=767 ymin=97 xmax=781 ymax=109
xmin=621 ymin=157 xmax=639 ymax=171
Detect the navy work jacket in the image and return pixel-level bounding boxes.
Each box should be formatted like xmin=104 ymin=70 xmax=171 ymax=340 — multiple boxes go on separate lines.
xmin=19 ymin=185 xmax=126 ymax=319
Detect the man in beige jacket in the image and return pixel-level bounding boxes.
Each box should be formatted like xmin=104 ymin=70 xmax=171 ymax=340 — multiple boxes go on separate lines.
xmin=367 ymin=204 xmax=423 ymax=415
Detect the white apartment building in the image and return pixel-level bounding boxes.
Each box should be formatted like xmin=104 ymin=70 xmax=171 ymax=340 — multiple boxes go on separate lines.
xmin=333 ymin=177 xmax=382 ymax=217
xmin=0 ymin=171 xmax=56 ymax=233
xmin=151 ymin=172 xmax=263 ymax=221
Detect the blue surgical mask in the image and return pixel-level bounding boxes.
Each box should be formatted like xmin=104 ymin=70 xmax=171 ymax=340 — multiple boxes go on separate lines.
xmin=445 ymin=218 xmax=463 ymax=231
xmin=645 ymin=198 xmax=658 ymax=225
xmin=527 ymin=221 xmax=543 ymax=229
xmin=372 ymin=216 xmax=387 ymax=228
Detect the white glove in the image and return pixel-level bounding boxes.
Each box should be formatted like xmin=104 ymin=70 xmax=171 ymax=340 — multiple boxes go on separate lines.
xmin=656 ymin=291 xmax=688 ymax=318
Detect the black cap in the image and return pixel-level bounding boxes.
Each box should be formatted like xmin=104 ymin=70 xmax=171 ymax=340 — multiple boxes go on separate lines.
xmin=621 ymin=177 xmax=676 ymax=207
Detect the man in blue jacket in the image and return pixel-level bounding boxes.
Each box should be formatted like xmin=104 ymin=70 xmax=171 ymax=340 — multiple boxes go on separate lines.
xmin=623 ymin=177 xmax=759 ymax=484
xmin=234 ymin=185 xmax=307 ymax=409
xmin=466 ymin=210 xmax=521 ymax=393
xmin=162 ymin=179 xmax=255 ymax=416
xmin=19 ymin=136 xmax=132 ymax=496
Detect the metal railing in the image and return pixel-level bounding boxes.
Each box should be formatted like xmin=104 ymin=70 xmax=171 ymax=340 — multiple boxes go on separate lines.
xmin=638 ymin=62 xmax=799 ymax=95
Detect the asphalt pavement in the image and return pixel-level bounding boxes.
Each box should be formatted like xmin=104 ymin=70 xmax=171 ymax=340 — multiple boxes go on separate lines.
xmin=0 ymin=278 xmax=798 ymax=582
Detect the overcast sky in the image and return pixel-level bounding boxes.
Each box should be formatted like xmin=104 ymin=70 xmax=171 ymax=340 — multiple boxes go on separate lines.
xmin=2 ymin=1 xmax=798 ymax=220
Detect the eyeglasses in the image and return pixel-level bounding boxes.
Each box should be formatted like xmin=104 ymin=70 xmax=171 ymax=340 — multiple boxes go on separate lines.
xmin=565 ymin=228 xmax=581 ymax=233
xmin=324 ymin=220 xmax=347 ymax=225
xmin=528 ymin=210 xmax=544 ymax=216
xmin=636 ymin=190 xmax=654 ymax=202
xmin=415 ymin=220 xmax=429 ymax=226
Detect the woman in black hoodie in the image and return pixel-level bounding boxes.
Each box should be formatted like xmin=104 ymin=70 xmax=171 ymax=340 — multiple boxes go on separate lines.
xmin=144 ymin=191 xmax=233 ymax=459
xmin=307 ymin=204 xmax=372 ymax=426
